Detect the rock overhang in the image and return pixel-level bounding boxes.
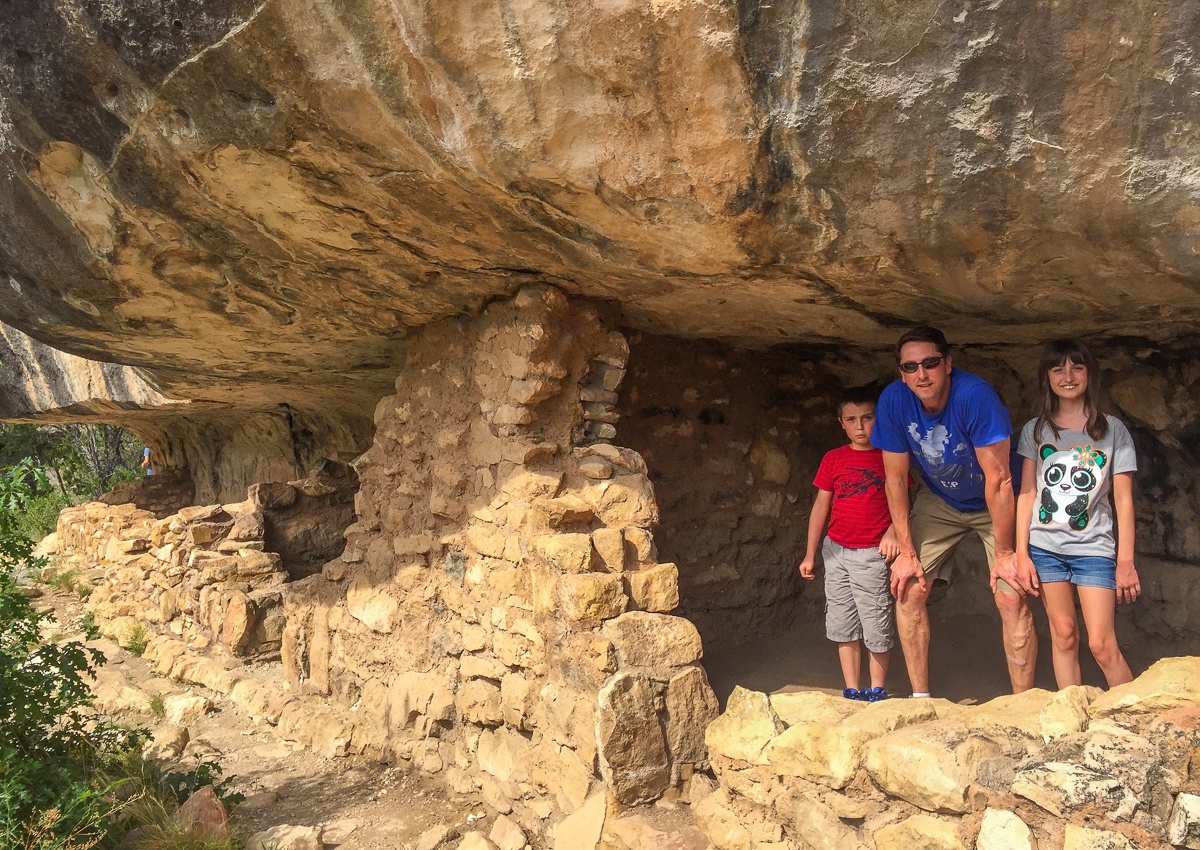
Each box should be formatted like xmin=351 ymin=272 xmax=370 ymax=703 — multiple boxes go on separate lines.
xmin=1 ymin=0 xmax=1199 ymax=418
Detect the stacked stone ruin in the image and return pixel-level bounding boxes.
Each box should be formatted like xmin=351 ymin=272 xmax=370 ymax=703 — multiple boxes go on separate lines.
xmin=43 ymin=285 xmax=1200 ymax=848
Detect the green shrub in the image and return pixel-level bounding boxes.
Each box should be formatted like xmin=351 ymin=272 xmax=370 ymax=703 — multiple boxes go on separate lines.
xmin=13 ymin=490 xmax=67 ymax=544
xmin=124 ymin=624 xmax=149 ymax=658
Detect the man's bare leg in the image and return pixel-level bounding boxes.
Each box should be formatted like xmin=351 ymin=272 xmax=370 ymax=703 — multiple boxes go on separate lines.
xmin=995 ymin=590 xmax=1037 ymax=693
xmin=896 ymin=578 xmax=932 ymax=694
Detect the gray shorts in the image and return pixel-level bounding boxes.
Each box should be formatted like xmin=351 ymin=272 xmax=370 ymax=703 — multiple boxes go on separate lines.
xmin=823 ymin=538 xmax=895 ymax=653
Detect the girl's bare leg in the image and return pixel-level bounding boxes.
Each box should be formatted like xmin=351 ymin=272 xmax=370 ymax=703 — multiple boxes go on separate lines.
xmin=1041 ymin=581 xmax=1082 ymax=688
xmin=1077 ymin=585 xmax=1133 ymax=687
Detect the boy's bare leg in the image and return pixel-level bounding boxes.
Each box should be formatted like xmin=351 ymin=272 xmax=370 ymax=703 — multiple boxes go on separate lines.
xmin=994 ymin=589 xmax=1037 ymax=693
xmin=867 ymin=649 xmax=890 ymax=690
xmin=837 ymin=641 xmax=862 ymax=691
xmin=896 ymin=578 xmax=932 ymax=694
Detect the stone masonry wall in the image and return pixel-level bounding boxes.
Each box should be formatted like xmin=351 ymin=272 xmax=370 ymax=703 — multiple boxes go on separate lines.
xmin=54 ymin=497 xmax=289 ymax=659
xmin=698 ymin=660 xmax=1200 ymax=850
xmin=280 ymin=285 xmax=719 ymax=832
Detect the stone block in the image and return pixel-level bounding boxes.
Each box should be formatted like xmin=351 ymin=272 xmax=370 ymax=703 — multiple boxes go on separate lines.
xmin=578 ymin=459 xmax=613 ymax=479
xmin=1062 ymin=824 xmax=1135 ymax=850
xmin=164 ymin=694 xmax=213 ymax=725
xmin=346 ymin=576 xmax=399 ymax=633
xmin=586 ymin=475 xmax=657 ymax=527
xmin=500 ymin=672 xmax=530 ymax=728
xmin=963 ymin=689 xmax=1055 ymax=739
xmin=664 ymin=666 xmax=720 ymax=764
xmin=1038 ymin=685 xmax=1098 ymax=741
xmin=590 ymin=528 xmax=625 ymax=572
xmin=600 ymin=611 xmax=703 ymax=668
xmin=1010 ymin=761 xmax=1138 ymax=819
xmin=529 ymin=739 xmax=592 ymax=814
xmin=536 ymin=495 xmax=595 ymax=528
xmin=552 ymin=792 xmax=606 ymax=850
xmin=765 ymin=719 xmax=871 ymax=789
xmin=975 ymin=808 xmax=1036 ymax=850
xmin=220 ymin=590 xmax=254 ymax=654
xmin=246 ymin=825 xmax=322 ymax=850
xmin=1089 ymin=656 xmax=1200 ymax=717
xmin=558 ymin=573 xmax=627 ymax=623
xmin=1168 ymin=793 xmax=1200 ymax=849
xmin=769 ymin=690 xmax=863 ymax=727
xmin=622 ymin=528 xmax=656 ymax=567
xmin=692 ymin=788 xmax=782 ymax=850
xmin=840 ymin=696 xmax=940 ymax=738
xmin=778 ymin=791 xmax=865 ymax=850
xmin=597 ymin=671 xmax=670 ymax=805
xmin=625 ymin=562 xmax=679 ymax=613
xmin=489 ymin=815 xmax=525 ymax=850
xmin=461 ymin=654 xmax=507 ymax=681
xmin=458 ymin=679 xmax=503 ymax=726
xmin=865 ymin=721 xmax=1003 ymax=814
xmin=534 ymin=533 xmax=596 ymax=573
xmin=704 ymin=687 xmax=785 ymax=765
xmin=873 ymin=814 xmax=966 ymax=850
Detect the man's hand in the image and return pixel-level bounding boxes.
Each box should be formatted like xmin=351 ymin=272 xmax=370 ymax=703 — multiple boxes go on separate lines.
xmin=798 ymin=558 xmax=816 ymax=581
xmin=1116 ymin=560 xmax=1141 ymax=604
xmin=990 ymin=551 xmax=1039 ymax=597
xmin=889 ymin=551 xmax=927 ymax=602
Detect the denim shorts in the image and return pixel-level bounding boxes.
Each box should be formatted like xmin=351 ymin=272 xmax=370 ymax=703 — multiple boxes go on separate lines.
xmin=1028 ymin=545 xmax=1117 ymax=590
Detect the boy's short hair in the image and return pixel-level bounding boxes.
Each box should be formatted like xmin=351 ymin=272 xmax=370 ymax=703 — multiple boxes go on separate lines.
xmin=838 ymin=384 xmax=880 ymax=417
xmin=896 ymin=326 xmax=950 ymax=360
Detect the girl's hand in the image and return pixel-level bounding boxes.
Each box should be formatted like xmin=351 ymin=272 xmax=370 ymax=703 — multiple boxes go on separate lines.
xmin=1116 ymin=561 xmax=1141 ymax=604
xmin=798 ymin=558 xmax=816 ymax=580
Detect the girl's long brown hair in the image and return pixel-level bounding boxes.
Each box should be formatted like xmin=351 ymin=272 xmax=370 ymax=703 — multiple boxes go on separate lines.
xmin=1034 ymin=338 xmax=1109 ymax=442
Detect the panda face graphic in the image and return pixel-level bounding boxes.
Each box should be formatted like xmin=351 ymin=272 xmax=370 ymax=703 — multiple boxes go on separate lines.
xmin=1037 ymin=444 xmax=1108 ymax=531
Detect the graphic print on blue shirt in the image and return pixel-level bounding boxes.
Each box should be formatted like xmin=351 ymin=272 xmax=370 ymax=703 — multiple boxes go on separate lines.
xmin=871 ymin=368 xmax=1012 ymax=512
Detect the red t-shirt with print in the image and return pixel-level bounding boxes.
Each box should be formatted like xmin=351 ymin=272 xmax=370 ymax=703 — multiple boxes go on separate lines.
xmin=813 ymin=444 xmax=893 ymax=549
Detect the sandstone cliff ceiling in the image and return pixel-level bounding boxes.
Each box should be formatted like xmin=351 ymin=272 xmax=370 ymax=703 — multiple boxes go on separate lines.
xmin=1 ymin=0 xmax=1199 ymax=415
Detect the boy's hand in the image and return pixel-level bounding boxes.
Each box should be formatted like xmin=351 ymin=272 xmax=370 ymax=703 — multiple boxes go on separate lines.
xmin=878 ymin=528 xmax=900 ymax=561
xmin=1116 ymin=560 xmax=1141 ymax=604
xmin=798 ymin=558 xmax=816 ymax=580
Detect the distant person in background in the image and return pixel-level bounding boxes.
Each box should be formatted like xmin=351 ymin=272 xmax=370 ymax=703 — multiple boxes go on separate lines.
xmin=141 ymin=446 xmax=153 ymax=476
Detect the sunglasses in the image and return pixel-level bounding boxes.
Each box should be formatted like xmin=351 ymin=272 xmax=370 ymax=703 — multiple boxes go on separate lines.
xmin=899 ymin=355 xmax=945 ymax=374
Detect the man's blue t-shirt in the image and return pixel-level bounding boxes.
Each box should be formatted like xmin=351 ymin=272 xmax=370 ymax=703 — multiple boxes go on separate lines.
xmin=870 ymin=368 xmax=1012 ymax=512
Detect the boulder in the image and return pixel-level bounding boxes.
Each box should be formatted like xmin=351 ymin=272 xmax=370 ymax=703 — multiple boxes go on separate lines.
xmin=1061 ymin=824 xmax=1135 ymax=850
xmin=975 ymin=809 xmax=1036 ymax=850
xmin=552 ymin=792 xmax=607 ymax=850
xmin=873 ymin=814 xmax=967 ymax=850
xmin=778 ymin=791 xmax=865 ymax=850
xmin=245 ymin=825 xmax=323 ymax=850
xmin=764 ymin=718 xmax=871 ymax=789
xmin=704 ymin=687 xmax=785 ymax=765
xmin=601 ymin=611 xmax=703 ymax=668
xmin=663 ymin=666 xmax=720 ymax=764
xmin=1089 ymin=656 xmax=1200 ymax=717
xmin=1168 ymin=792 xmax=1200 ymax=849
xmin=769 ymin=690 xmax=863 ymax=727
xmin=596 ymin=671 xmax=671 ymax=805
xmin=1010 ymin=761 xmax=1138 ymax=820
xmin=865 ymin=721 xmax=1004 ymax=813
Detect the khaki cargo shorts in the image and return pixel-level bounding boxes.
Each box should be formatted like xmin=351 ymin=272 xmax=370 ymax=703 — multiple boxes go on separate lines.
xmin=910 ymin=485 xmax=1016 ymax=594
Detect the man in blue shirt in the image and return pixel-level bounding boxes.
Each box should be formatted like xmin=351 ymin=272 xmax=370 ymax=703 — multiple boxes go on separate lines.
xmin=872 ymin=326 xmax=1039 ymax=696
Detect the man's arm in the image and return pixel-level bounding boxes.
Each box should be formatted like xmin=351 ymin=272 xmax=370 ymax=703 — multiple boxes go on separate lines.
xmin=882 ymin=450 xmax=925 ymax=601
xmin=975 ymin=438 xmax=1038 ymax=597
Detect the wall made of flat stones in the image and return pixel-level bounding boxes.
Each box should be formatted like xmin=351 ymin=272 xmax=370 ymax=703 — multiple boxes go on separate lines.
xmin=53 ymin=496 xmax=289 ymax=659
xmin=698 ymin=659 xmax=1200 ymax=850
xmin=280 ymin=285 xmax=720 ymax=835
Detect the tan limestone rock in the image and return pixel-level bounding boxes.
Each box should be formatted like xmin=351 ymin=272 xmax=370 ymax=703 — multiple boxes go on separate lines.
xmin=1089 ymin=656 xmax=1200 ymax=717
xmin=164 ymin=694 xmax=213 ymax=725
xmin=1062 ymin=824 xmax=1134 ymax=850
xmin=345 ymin=576 xmax=399 ymax=633
xmin=552 ymin=792 xmax=607 ymax=850
xmin=537 ymin=495 xmax=595 ymax=529
xmin=625 ymin=562 xmax=679 ymax=613
xmin=601 ymin=611 xmax=703 ymax=668
xmin=841 ymin=697 xmax=941 ymax=738
xmin=535 ymin=534 xmax=597 ymax=573
xmin=1039 ymin=686 xmax=1098 ymax=741
xmin=1010 ymin=761 xmax=1138 ymax=820
xmin=245 ymin=824 xmax=323 ymax=850
xmin=778 ymin=791 xmax=865 ymax=850
xmin=557 ymin=572 xmax=627 ymax=622
xmin=873 ymin=814 xmax=967 ymax=850
xmin=458 ymin=679 xmax=504 ymax=726
xmin=704 ymin=687 xmax=784 ymax=765
xmin=975 ymin=809 xmax=1037 ymax=850
xmin=664 ymin=666 xmax=720 ymax=764
xmin=1168 ymin=792 xmax=1200 ymax=849
xmin=529 ymin=739 xmax=592 ymax=814
xmin=488 ymin=815 xmax=526 ymax=850
xmin=590 ymin=528 xmax=625 ymax=572
xmin=769 ymin=691 xmax=863 ymax=727
xmin=692 ymin=788 xmax=783 ymax=850
xmin=608 ymin=814 xmax=709 ymax=850
xmin=596 ymin=671 xmax=671 ymax=805
xmin=585 ymin=475 xmax=658 ymax=528
xmin=764 ymin=718 xmax=871 ymax=789
xmin=963 ymin=689 xmax=1056 ymax=739
xmin=865 ymin=721 xmax=1004 ymax=813
xmin=457 ymin=832 xmax=497 ymax=850
xmin=622 ymin=527 xmax=657 ymax=567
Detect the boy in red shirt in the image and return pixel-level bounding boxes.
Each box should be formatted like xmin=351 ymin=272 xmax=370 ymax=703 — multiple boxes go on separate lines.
xmin=799 ymin=387 xmax=900 ymax=701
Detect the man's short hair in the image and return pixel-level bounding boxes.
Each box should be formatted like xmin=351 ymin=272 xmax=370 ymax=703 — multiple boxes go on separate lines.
xmin=896 ymin=326 xmax=950 ymax=360
xmin=838 ymin=384 xmax=879 ymax=417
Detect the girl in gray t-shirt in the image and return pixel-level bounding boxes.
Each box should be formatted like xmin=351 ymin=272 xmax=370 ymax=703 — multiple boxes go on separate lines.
xmin=1015 ymin=339 xmax=1139 ymax=690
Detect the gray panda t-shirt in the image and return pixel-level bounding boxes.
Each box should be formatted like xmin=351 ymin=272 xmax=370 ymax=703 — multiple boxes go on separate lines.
xmin=1017 ymin=415 xmax=1137 ymax=557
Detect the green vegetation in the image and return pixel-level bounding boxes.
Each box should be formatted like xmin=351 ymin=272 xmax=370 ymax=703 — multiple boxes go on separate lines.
xmin=0 ymin=424 xmax=145 ymax=541
xmin=0 ymin=460 xmax=243 ymax=849
xmin=124 ymin=624 xmax=150 ymax=658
